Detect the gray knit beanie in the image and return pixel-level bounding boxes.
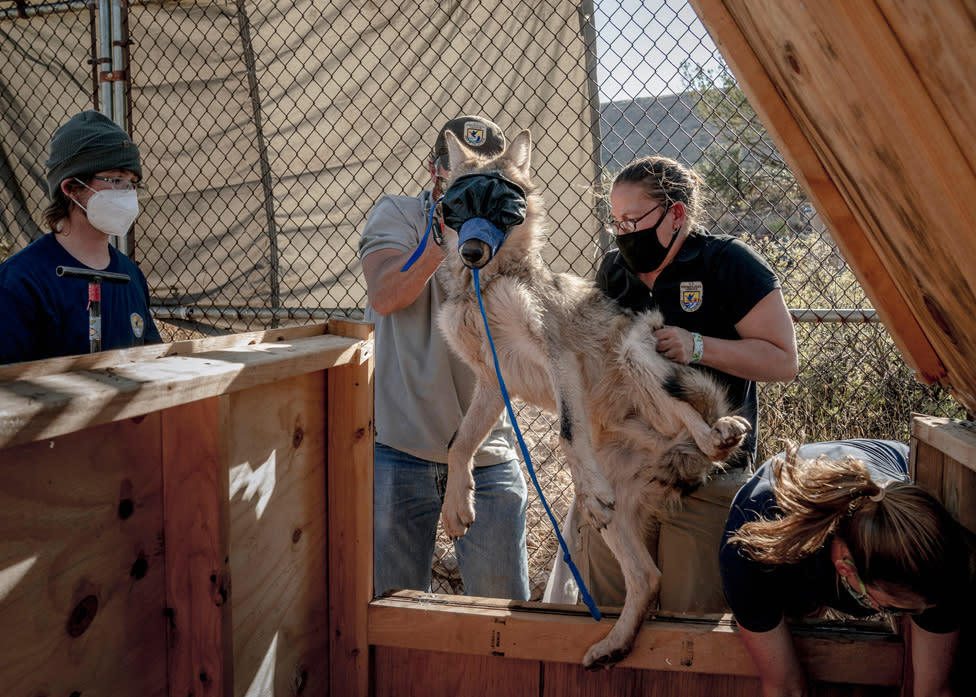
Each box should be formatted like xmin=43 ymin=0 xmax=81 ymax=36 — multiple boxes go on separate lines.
xmin=45 ymin=110 xmax=142 ymax=198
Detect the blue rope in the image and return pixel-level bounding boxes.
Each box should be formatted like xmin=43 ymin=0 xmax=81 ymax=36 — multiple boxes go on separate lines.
xmin=473 ymin=268 xmax=601 ymax=621
xmin=400 ymin=196 xmax=442 ymax=272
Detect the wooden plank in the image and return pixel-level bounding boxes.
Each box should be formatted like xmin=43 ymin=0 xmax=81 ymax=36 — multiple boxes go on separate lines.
xmin=911 ymin=415 xmax=976 ymax=472
xmin=327 ymin=317 xmax=375 ymax=342
xmin=0 ymin=416 xmax=167 ymax=697
xmin=162 ymin=397 xmax=231 ymax=697
xmin=911 ymin=415 xmax=976 ymax=535
xmin=327 ymin=331 xmax=374 ymax=697
xmin=545 ymin=662 xmax=764 ymax=697
xmin=877 ymin=0 xmax=976 ymax=170
xmin=0 ymin=332 xmax=368 ymax=449
xmin=0 ymin=323 xmax=330 ymax=381
xmin=686 ymin=0 xmax=945 ymax=387
xmin=368 ymin=594 xmax=904 ymax=686
xmin=690 ymin=0 xmax=976 ymax=411
xmin=910 ymin=440 xmax=946 ymax=506
xmin=225 ymin=374 xmax=330 ymax=697
xmin=374 ymin=647 xmax=539 ymax=697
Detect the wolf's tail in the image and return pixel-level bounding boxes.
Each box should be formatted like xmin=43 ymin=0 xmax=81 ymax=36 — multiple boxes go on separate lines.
xmin=663 ymin=366 xmax=730 ymax=424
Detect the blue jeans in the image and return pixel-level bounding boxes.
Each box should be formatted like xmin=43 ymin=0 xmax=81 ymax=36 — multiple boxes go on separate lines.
xmin=373 ymin=443 xmax=530 ymax=601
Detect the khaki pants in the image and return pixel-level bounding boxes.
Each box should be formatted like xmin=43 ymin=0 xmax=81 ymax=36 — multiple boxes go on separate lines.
xmin=545 ymin=468 xmax=750 ymax=615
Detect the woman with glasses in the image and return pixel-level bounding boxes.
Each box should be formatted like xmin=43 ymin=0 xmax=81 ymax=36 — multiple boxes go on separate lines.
xmin=0 ymin=110 xmax=161 ymax=363
xmin=721 ymin=440 xmax=970 ymax=697
xmin=546 ymin=155 xmax=797 ymax=613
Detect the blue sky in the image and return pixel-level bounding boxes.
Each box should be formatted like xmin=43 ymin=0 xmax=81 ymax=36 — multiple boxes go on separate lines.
xmin=595 ymin=0 xmax=727 ymax=102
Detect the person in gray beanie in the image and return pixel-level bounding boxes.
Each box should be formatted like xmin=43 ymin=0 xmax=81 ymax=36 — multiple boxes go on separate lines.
xmin=358 ymin=113 xmax=530 ymax=602
xmin=0 ymin=110 xmax=161 ymax=363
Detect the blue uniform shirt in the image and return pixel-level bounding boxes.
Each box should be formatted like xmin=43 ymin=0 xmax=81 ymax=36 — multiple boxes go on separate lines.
xmin=0 ymin=233 xmax=161 ymax=363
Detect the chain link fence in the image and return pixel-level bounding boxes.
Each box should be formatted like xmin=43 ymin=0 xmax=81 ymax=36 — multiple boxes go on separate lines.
xmin=1 ymin=0 xmax=965 ymax=599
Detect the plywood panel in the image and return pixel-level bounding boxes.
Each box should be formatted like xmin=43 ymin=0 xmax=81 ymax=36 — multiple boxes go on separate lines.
xmin=327 ymin=333 xmax=374 ymax=697
xmin=369 ymin=594 xmax=904 ymax=685
xmin=162 ymin=397 xmax=231 ymax=697
xmin=688 ymin=0 xmax=976 ymax=412
xmin=373 ymin=647 xmax=539 ymax=697
xmin=225 ymin=373 xmax=329 ymax=697
xmin=911 ymin=415 xmax=976 ymax=535
xmin=0 ymin=331 xmax=367 ymax=449
xmin=545 ymin=662 xmax=762 ymax=697
xmin=0 ymin=415 xmax=167 ymax=697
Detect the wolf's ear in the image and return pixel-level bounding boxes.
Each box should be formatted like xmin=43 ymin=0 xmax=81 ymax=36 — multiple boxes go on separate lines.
xmin=444 ymin=130 xmax=468 ymax=172
xmin=507 ymin=130 xmax=532 ymax=175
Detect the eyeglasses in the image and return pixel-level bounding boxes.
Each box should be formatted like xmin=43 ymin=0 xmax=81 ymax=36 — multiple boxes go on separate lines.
xmin=92 ymin=175 xmax=140 ymax=191
xmin=609 ymin=203 xmax=664 ymax=234
xmin=840 ymin=563 xmax=926 ymax=617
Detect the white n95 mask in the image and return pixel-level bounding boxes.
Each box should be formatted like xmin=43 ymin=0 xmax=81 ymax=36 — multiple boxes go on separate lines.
xmin=73 ymin=181 xmax=140 ymax=237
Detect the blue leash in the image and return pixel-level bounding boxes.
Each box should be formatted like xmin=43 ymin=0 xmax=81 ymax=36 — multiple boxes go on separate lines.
xmin=400 ymin=205 xmax=601 ymax=621
xmin=472 ymin=268 xmax=601 ymax=621
xmin=399 ymin=196 xmax=442 ymax=272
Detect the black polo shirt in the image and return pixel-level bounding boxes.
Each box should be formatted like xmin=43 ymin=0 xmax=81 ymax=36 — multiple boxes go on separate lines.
xmin=596 ymin=230 xmax=781 ymax=467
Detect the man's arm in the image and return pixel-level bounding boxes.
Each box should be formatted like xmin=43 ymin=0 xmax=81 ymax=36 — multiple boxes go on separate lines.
xmin=362 ymin=241 xmax=445 ymax=316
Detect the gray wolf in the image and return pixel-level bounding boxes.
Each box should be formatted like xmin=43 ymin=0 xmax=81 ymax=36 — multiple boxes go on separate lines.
xmin=435 ymin=129 xmax=750 ymax=668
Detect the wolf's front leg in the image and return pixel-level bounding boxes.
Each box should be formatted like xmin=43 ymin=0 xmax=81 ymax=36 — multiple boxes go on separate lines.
xmin=441 ymin=379 xmax=506 ymax=539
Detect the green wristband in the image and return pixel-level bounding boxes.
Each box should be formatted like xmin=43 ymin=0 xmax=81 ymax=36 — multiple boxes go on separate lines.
xmin=690 ymin=332 xmax=704 ymax=364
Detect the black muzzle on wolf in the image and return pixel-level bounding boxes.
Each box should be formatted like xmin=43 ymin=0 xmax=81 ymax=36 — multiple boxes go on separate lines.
xmin=441 ymin=172 xmax=527 ymax=269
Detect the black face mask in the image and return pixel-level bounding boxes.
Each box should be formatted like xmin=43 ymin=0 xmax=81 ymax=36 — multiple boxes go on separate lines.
xmin=614 ymin=205 xmax=678 ymax=274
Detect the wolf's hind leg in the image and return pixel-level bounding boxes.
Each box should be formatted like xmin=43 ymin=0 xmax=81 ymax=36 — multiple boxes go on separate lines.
xmin=708 ymin=415 xmax=751 ymax=461
xmin=442 ymin=379 xmax=505 ymax=539
xmin=582 ymin=485 xmax=662 ymax=669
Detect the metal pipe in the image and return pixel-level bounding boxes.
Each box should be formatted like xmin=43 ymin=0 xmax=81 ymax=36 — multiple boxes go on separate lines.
xmin=97 ymin=0 xmax=112 ymax=115
xmin=789 ymin=308 xmax=879 ymax=323
xmin=235 ymin=0 xmax=281 ymax=324
xmin=110 ymin=0 xmax=125 ymax=125
xmin=151 ymin=306 xmax=364 ymax=323
xmin=150 ymin=305 xmax=874 ymax=325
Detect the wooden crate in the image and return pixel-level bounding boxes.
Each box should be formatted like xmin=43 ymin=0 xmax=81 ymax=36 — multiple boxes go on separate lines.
xmin=0 ymin=320 xmax=373 ymax=697
xmin=7 ymin=325 xmax=973 ymax=696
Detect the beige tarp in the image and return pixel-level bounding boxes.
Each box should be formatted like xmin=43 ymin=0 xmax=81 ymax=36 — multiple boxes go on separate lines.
xmin=2 ymin=0 xmax=602 ymax=322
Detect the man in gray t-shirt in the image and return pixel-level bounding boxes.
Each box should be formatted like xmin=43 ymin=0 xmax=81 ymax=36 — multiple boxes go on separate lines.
xmin=358 ymin=114 xmax=529 ymax=600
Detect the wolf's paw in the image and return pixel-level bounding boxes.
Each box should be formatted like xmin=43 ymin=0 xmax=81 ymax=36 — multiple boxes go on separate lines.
xmin=577 ymin=474 xmax=615 ymax=530
xmin=707 ymin=415 xmax=751 ymax=460
xmin=582 ymin=632 xmax=633 ymax=670
xmin=441 ymin=485 xmax=476 ymax=539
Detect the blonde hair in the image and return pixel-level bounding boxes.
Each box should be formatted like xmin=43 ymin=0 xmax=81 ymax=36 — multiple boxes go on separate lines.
xmin=728 ymin=443 xmax=969 ymax=603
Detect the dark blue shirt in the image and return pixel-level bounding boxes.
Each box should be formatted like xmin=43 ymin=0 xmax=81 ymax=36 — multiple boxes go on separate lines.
xmin=0 ymin=233 xmax=161 ymax=363
xmin=720 ymin=439 xmax=957 ymax=634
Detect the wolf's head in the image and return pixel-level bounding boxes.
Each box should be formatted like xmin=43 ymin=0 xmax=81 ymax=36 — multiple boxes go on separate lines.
xmin=441 ymin=129 xmax=546 ymax=270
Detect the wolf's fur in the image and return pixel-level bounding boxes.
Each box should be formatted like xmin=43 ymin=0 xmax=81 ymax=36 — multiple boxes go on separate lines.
xmin=436 ymin=130 xmax=750 ymax=668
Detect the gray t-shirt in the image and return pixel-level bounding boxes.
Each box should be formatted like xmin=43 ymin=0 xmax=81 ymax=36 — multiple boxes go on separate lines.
xmin=358 ymin=190 xmax=517 ymax=466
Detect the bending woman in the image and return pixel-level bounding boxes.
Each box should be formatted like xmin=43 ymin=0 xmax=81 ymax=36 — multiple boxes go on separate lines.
xmin=720 ymin=440 xmax=971 ymax=697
